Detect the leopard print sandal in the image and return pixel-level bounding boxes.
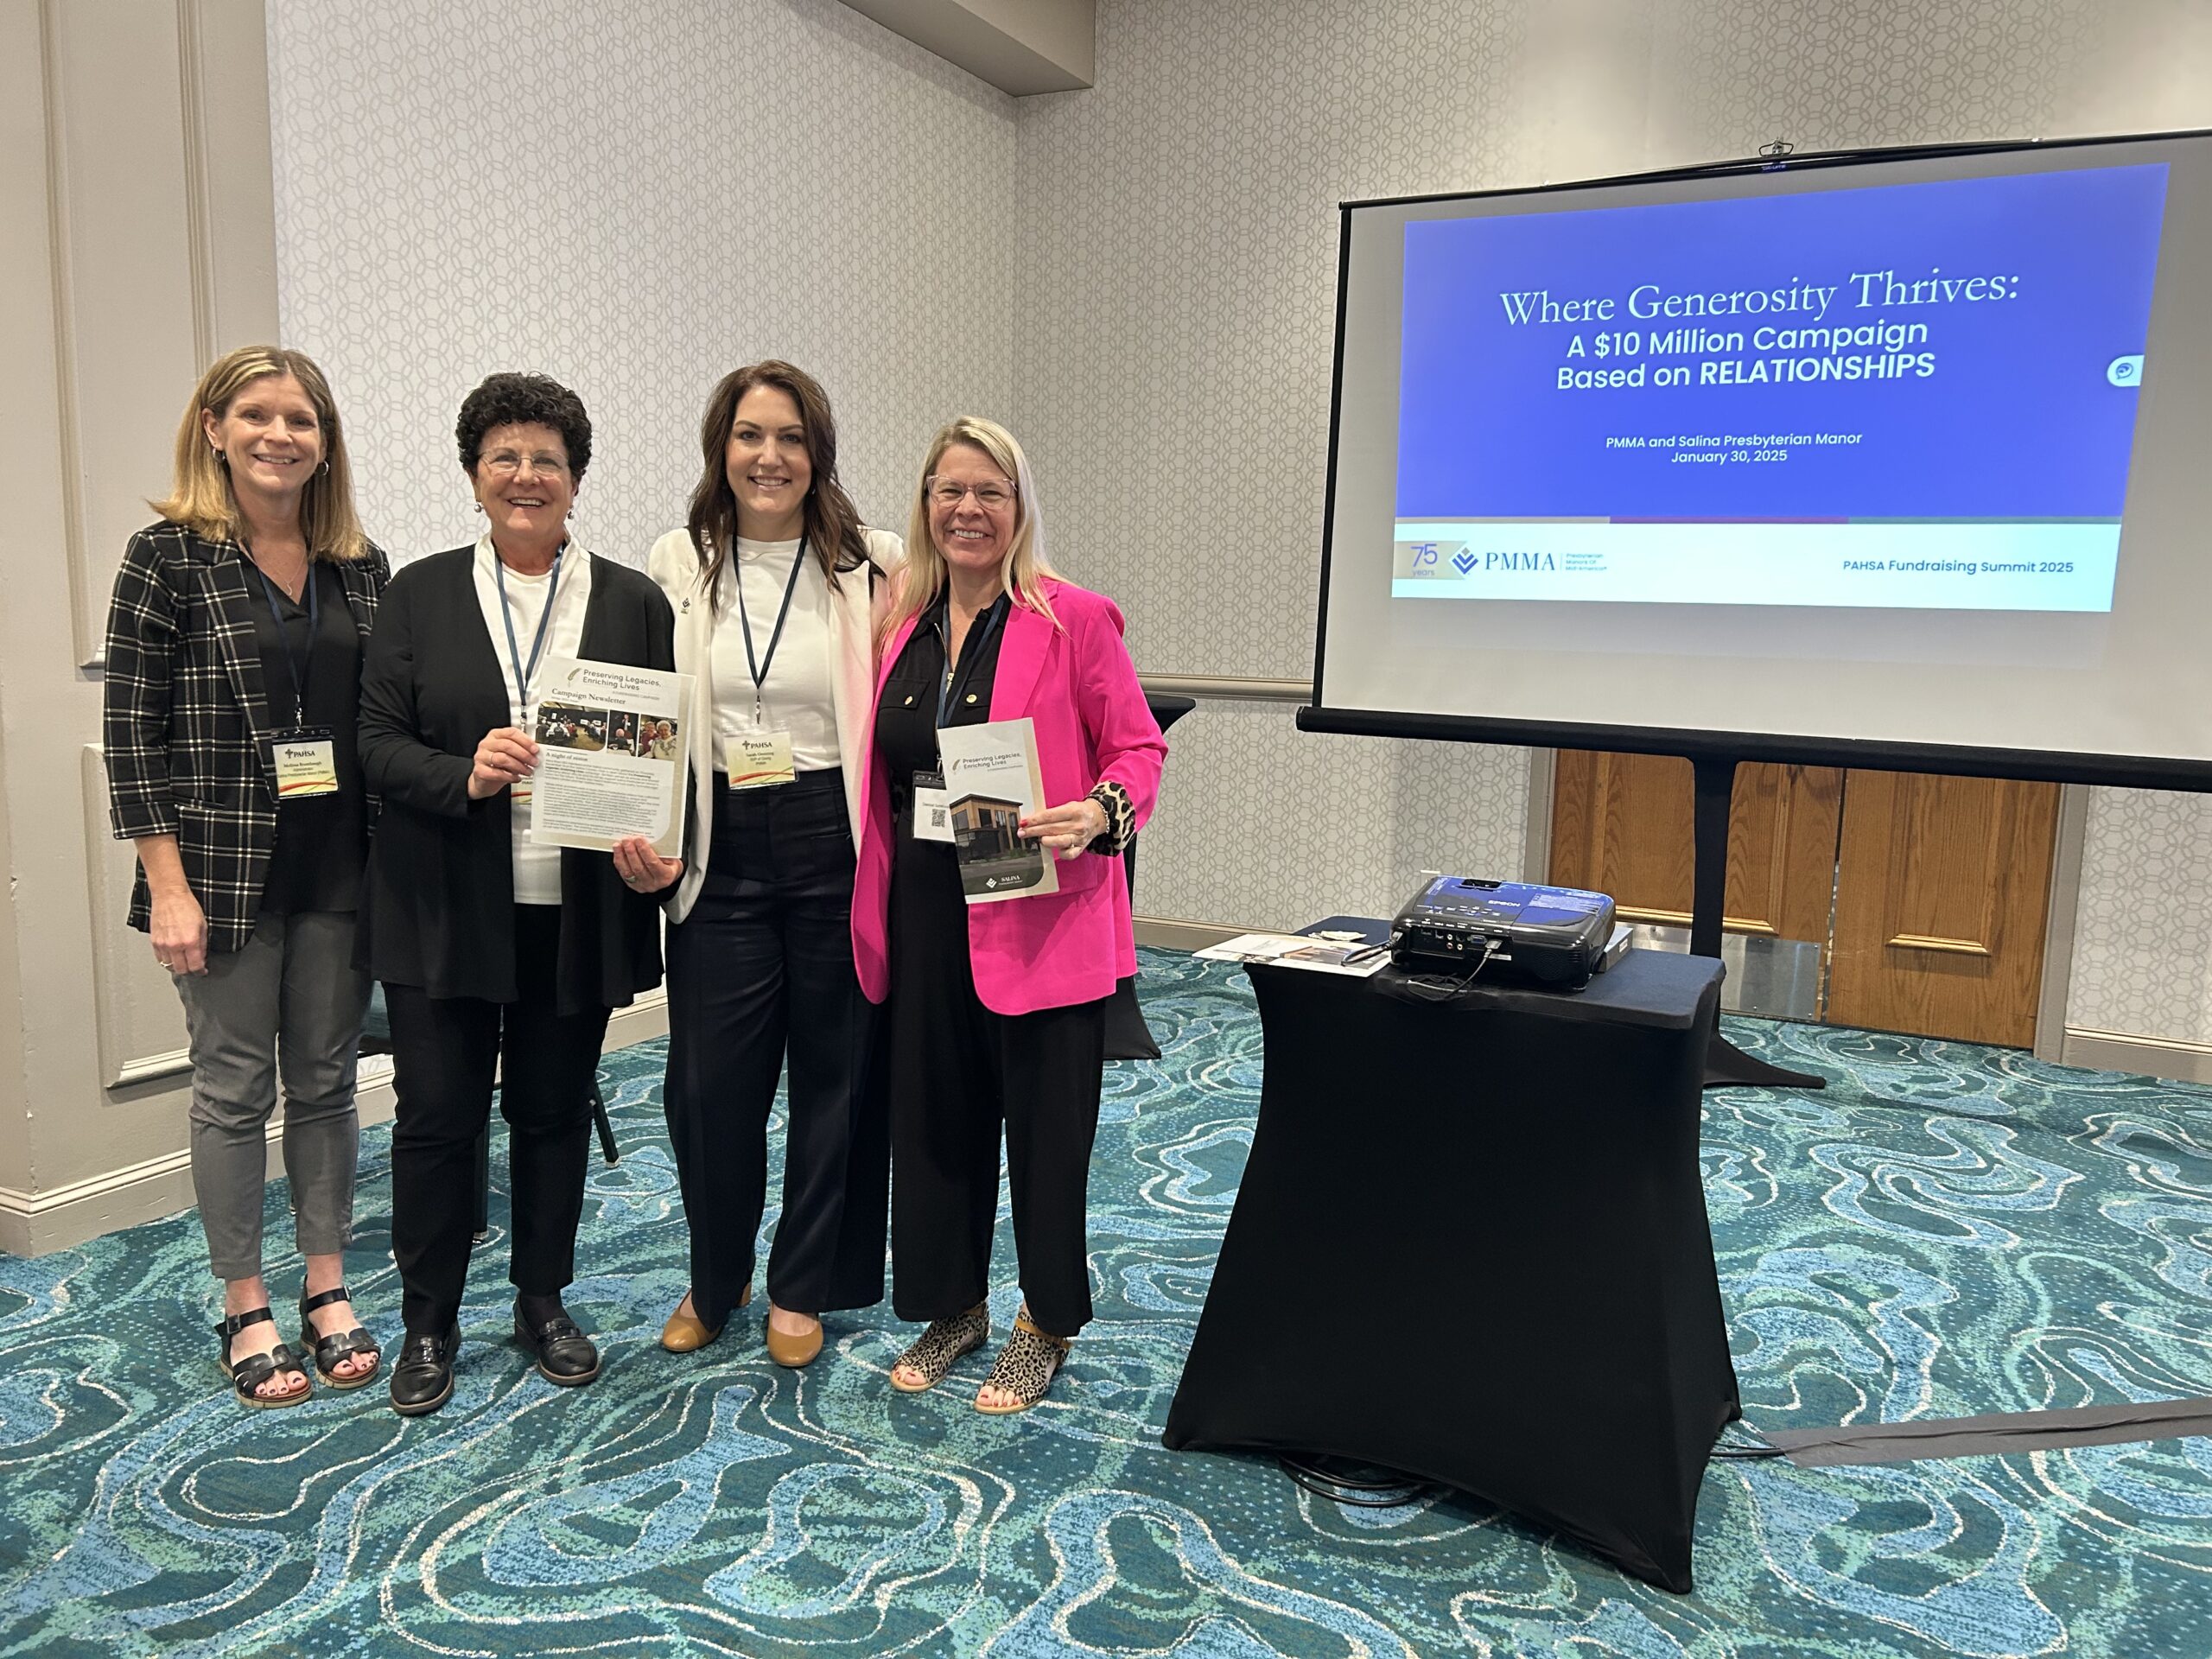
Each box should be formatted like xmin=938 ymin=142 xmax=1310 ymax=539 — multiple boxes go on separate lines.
xmin=889 ymin=1303 xmax=989 ymax=1393
xmin=976 ymin=1307 xmax=1071 ymax=1414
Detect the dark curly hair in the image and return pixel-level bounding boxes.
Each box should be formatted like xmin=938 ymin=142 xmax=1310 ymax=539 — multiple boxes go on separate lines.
xmin=455 ymin=372 xmax=592 ymax=481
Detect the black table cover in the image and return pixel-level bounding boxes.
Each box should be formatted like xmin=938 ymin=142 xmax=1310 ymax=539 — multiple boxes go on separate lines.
xmin=1161 ymin=945 xmax=1738 ymax=1592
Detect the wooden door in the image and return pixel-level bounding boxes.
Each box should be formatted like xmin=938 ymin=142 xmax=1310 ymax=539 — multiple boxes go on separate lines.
xmin=1549 ymin=753 xmax=2059 ymax=1047
xmin=1548 ymin=751 xmax=1842 ymax=944
xmin=1825 ymin=771 xmax=2060 ymax=1047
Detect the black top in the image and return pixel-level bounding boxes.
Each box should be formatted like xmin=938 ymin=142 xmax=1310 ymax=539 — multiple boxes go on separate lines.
xmin=357 ymin=546 xmax=677 ymax=1012
xmin=877 ymin=594 xmax=1007 ymax=794
xmin=241 ymin=556 xmax=367 ymax=914
xmin=102 ymin=524 xmax=389 ymax=951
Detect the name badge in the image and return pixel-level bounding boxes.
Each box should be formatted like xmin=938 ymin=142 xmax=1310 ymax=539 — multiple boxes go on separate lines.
xmin=269 ymin=728 xmax=339 ymax=800
xmin=728 ymin=730 xmax=796 ymax=790
xmin=912 ymin=768 xmax=954 ymax=842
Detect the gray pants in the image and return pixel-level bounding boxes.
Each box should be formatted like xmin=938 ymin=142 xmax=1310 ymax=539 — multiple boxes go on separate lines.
xmin=174 ymin=910 xmax=371 ymax=1281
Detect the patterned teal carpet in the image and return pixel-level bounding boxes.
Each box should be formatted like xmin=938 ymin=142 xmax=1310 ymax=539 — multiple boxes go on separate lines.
xmin=4 ymin=949 xmax=2212 ymax=1656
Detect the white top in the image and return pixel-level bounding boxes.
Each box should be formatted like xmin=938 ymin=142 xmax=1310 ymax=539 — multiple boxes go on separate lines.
xmin=710 ymin=536 xmax=841 ymax=773
xmin=472 ymin=534 xmax=592 ymax=905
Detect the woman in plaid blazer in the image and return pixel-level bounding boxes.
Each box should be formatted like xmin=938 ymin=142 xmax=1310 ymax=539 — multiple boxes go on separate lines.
xmin=102 ymin=346 xmax=389 ymax=1408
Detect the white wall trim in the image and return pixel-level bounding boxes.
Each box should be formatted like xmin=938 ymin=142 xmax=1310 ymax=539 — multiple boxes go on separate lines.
xmin=2057 ymin=1026 xmax=2212 ymax=1086
xmin=0 ymin=989 xmax=668 ymax=1257
xmin=1135 ymin=915 xmax=1246 ymax=950
xmin=2034 ymin=782 xmax=2090 ymax=1062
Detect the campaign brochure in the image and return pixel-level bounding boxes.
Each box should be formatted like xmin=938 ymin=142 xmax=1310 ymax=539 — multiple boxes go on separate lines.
xmin=936 ymin=718 xmax=1057 ymax=904
xmin=527 ymin=656 xmax=691 ymax=858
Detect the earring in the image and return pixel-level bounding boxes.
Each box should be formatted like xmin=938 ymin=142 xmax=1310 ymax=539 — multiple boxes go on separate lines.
xmin=474 ymin=501 xmax=485 ymax=514
xmin=317 ymin=460 xmax=330 ymax=477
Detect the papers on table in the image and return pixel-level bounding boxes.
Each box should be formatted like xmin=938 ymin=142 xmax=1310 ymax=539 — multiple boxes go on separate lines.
xmin=528 ymin=656 xmax=693 ymax=857
xmin=1194 ymin=932 xmax=1392 ymax=977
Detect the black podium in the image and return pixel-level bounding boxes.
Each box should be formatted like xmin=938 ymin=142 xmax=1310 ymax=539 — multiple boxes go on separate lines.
xmin=1163 ymin=945 xmax=1740 ymax=1592
xmin=1103 ymin=693 xmax=1198 ymax=1061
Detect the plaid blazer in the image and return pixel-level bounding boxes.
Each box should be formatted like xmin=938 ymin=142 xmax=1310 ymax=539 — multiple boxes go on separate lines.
xmin=102 ymin=520 xmax=390 ymax=953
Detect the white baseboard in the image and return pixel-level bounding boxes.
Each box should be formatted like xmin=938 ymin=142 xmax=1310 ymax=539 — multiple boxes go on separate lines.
xmin=0 ymin=991 xmax=670 ymax=1258
xmin=1134 ymin=915 xmax=1248 ymax=950
xmin=2057 ymin=1026 xmax=2212 ymax=1085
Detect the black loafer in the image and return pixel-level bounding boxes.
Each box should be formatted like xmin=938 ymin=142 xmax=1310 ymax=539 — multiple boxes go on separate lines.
xmin=390 ymin=1324 xmax=460 ymax=1417
xmin=513 ymin=1301 xmax=600 ymax=1387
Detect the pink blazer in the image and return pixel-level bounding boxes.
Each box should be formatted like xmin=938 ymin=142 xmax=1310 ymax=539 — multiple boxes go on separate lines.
xmin=852 ymin=577 xmax=1168 ymax=1016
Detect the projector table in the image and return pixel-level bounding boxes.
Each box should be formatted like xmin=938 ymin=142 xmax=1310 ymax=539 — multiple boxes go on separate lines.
xmin=1161 ymin=943 xmax=1738 ymax=1592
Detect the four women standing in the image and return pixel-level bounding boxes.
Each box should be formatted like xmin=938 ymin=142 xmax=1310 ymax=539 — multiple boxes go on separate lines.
xmin=110 ymin=357 xmax=1164 ymax=1420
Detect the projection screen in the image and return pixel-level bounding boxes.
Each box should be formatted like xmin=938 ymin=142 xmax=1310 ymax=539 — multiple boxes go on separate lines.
xmin=1304 ymin=132 xmax=2212 ymax=789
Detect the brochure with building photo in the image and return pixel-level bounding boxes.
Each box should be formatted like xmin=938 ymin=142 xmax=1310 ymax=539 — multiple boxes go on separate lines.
xmin=528 ymin=656 xmax=692 ymax=857
xmin=936 ymin=718 xmax=1058 ymax=904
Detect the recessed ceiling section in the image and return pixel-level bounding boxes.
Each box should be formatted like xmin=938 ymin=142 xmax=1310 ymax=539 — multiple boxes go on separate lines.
xmin=842 ymin=0 xmax=1094 ymax=95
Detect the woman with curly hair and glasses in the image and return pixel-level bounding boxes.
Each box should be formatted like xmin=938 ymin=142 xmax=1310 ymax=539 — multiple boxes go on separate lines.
xmin=359 ymin=372 xmax=675 ymax=1416
xmin=102 ymin=345 xmax=387 ymax=1408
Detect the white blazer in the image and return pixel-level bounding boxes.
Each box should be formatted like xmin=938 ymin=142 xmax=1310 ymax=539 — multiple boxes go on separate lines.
xmin=646 ymin=524 xmax=902 ymax=924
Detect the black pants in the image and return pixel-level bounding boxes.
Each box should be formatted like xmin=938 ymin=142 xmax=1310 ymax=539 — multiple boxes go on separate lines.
xmin=887 ymin=815 xmax=1106 ymax=1338
xmin=385 ymin=904 xmax=610 ymax=1335
xmin=664 ymin=769 xmax=883 ymax=1329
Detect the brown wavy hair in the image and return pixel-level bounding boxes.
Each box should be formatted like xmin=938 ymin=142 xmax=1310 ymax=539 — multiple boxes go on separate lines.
xmin=684 ymin=360 xmax=869 ymax=610
xmin=151 ymin=346 xmax=369 ymax=561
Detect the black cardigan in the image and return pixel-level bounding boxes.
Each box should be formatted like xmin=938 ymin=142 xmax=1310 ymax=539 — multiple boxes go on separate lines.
xmin=358 ymin=544 xmax=677 ymax=1012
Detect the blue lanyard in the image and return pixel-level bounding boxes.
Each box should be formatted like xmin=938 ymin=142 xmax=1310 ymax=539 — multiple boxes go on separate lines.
xmin=733 ymin=536 xmax=808 ymax=721
xmin=250 ymin=556 xmax=319 ymax=719
xmin=494 ymin=543 xmax=564 ymax=712
xmin=935 ymin=593 xmax=1007 ymax=728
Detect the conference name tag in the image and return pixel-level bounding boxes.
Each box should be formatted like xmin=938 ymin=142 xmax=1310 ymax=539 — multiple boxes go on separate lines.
xmin=912 ymin=769 xmax=953 ymax=843
xmin=270 ymin=729 xmax=339 ymax=800
xmin=728 ymin=730 xmax=795 ymax=790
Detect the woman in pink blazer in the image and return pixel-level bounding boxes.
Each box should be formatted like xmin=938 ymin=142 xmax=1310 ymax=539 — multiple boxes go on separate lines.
xmin=851 ymin=416 xmax=1166 ymax=1413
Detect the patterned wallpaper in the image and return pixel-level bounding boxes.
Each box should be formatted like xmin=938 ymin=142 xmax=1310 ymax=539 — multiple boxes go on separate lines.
xmin=266 ymin=0 xmax=1014 ymax=572
xmin=1012 ymin=0 xmax=2212 ymax=1039
xmin=266 ymin=0 xmax=2212 ymax=1042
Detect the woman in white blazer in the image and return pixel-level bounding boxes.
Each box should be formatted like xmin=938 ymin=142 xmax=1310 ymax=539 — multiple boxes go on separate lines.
xmin=614 ymin=361 xmax=899 ymax=1367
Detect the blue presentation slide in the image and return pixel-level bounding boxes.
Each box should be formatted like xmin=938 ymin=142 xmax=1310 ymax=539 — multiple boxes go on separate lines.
xmin=1392 ymin=165 xmax=2169 ymax=610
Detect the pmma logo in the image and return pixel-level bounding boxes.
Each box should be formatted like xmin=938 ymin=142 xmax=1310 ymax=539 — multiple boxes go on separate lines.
xmin=1485 ymin=550 xmax=1555 ymax=571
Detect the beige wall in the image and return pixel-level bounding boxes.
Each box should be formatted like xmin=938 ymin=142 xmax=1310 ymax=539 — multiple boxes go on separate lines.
xmin=1010 ymin=0 xmax=2212 ymax=1075
xmin=0 ymin=0 xmax=391 ymax=1252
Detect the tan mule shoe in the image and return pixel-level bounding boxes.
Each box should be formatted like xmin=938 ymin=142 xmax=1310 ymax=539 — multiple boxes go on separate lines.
xmin=764 ymin=1306 xmax=823 ymax=1368
xmin=661 ymin=1284 xmax=748 ymax=1353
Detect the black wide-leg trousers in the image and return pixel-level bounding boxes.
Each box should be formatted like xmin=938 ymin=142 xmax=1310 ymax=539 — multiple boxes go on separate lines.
xmin=664 ymin=769 xmax=882 ymax=1331
xmin=385 ymin=904 xmax=610 ymax=1336
xmin=886 ymin=822 xmax=1106 ymax=1338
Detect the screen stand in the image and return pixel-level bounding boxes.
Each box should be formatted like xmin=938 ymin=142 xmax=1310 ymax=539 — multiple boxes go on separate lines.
xmin=1691 ymin=755 xmax=1825 ymax=1091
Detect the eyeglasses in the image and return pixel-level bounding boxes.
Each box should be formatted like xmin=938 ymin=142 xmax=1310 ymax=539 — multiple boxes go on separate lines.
xmin=925 ymin=476 xmax=1016 ymax=510
xmin=480 ymin=450 xmax=570 ymax=479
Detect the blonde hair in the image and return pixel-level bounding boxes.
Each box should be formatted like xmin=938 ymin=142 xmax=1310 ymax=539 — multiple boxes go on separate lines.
xmin=887 ymin=416 xmax=1060 ymax=642
xmin=152 ymin=346 xmax=370 ymax=562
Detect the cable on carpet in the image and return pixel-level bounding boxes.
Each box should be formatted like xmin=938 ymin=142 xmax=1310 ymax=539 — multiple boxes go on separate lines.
xmin=1277 ymin=1452 xmax=1441 ymax=1507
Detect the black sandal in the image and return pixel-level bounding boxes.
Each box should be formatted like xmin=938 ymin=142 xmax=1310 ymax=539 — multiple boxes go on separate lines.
xmin=215 ymin=1306 xmax=312 ymax=1408
xmin=298 ymin=1286 xmax=382 ymax=1389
